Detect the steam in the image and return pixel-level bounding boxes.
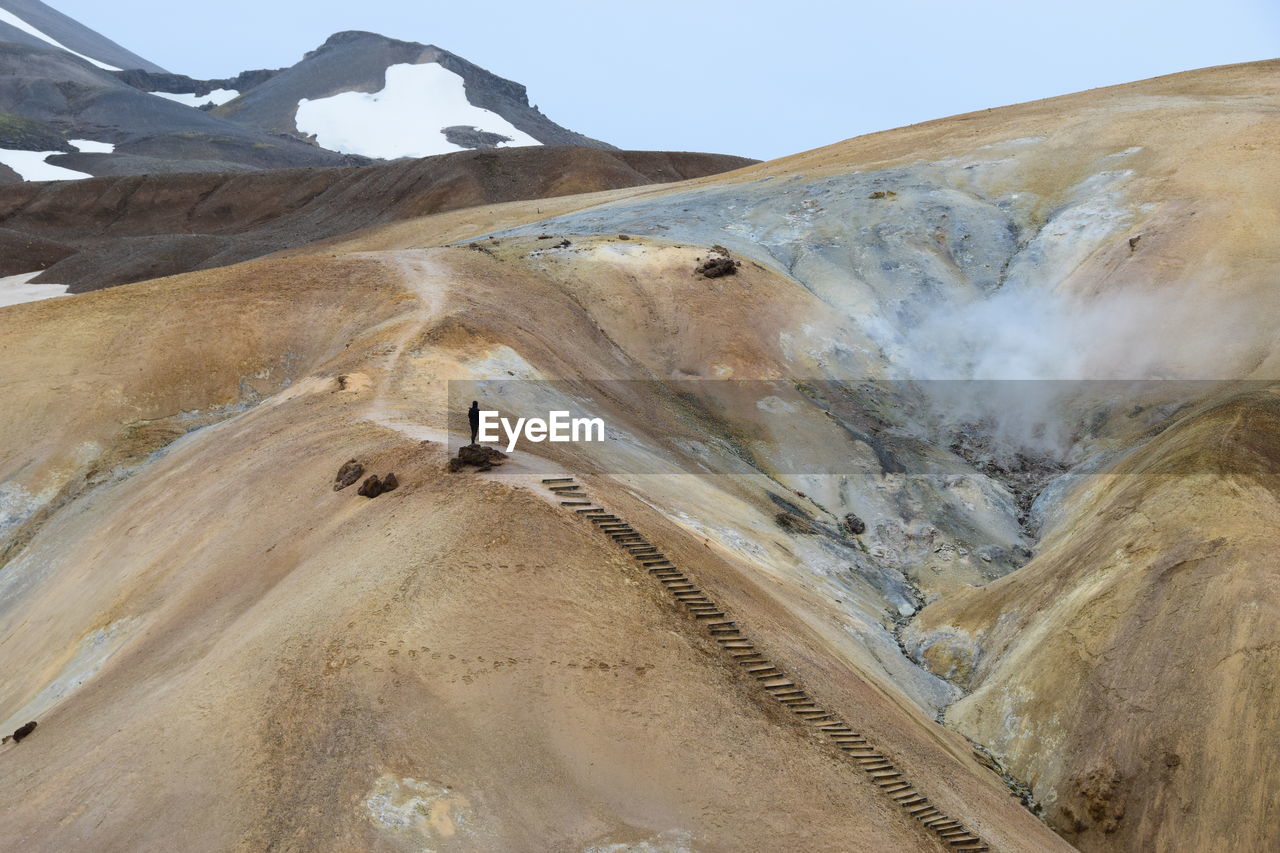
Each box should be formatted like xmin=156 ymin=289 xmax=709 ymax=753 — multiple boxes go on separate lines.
xmin=890 ymin=279 xmax=1264 ymax=459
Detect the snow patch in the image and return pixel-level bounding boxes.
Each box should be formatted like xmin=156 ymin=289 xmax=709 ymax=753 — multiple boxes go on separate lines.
xmin=296 ymin=62 xmax=540 ymax=159
xmin=0 ymin=9 xmax=120 ymax=70
xmin=0 ymin=271 xmax=70 ymax=308
xmin=0 ymin=150 xmax=92 ymax=182
xmin=68 ymin=139 xmax=115 ymax=154
xmin=152 ymin=89 xmax=239 ymax=108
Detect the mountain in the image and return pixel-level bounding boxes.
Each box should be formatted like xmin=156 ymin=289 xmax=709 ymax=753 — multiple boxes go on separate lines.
xmin=2 ymin=45 xmax=1278 ymax=853
xmin=133 ymin=30 xmax=613 ymax=156
xmin=0 ymin=0 xmax=164 ymax=72
xmin=0 ymin=6 xmax=611 ymax=181
xmin=0 ymin=40 xmax=364 ymax=180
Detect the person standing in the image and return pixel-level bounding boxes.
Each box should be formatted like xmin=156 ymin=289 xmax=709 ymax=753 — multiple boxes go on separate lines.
xmin=468 ymin=401 xmax=480 ymax=445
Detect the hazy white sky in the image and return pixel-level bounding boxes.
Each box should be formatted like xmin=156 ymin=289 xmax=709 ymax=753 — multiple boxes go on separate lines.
xmin=54 ymin=0 xmax=1280 ymax=160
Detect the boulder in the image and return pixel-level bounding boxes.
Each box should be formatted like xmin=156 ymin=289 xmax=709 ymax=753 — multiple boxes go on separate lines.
xmin=695 ymin=256 xmax=738 ymax=278
xmin=334 ymin=459 xmax=364 ymax=490
xmin=11 ymin=721 xmax=37 ymax=743
xmin=844 ymin=513 xmax=866 ymax=535
xmin=357 ymin=475 xmax=384 ymax=498
xmin=449 ymin=444 xmax=508 ymax=473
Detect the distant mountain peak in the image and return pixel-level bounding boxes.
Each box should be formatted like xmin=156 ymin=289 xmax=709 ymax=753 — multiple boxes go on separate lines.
xmin=213 ymin=30 xmax=611 ymax=157
xmin=0 ymin=0 xmax=164 ymax=71
xmin=0 ymin=4 xmax=609 ymax=182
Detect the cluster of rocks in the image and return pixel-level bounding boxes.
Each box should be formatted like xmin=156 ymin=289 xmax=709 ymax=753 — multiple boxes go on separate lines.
xmin=334 ymin=459 xmax=399 ymax=499
xmin=448 ymin=444 xmax=507 ymax=472
xmin=357 ymin=473 xmax=399 ymax=498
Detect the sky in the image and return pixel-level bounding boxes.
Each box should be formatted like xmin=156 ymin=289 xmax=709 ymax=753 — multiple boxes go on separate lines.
xmin=54 ymin=0 xmax=1280 ymax=161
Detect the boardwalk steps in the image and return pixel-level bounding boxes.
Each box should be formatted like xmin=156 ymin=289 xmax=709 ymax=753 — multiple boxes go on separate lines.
xmin=543 ymin=478 xmax=991 ymax=853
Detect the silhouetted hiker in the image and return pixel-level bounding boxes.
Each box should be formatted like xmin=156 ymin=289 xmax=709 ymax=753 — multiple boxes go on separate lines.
xmin=468 ymin=401 xmax=480 ymax=445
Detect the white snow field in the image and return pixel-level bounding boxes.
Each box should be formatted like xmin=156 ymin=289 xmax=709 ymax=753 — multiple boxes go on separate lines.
xmin=69 ymin=139 xmax=115 ymax=153
xmin=295 ymin=62 xmax=541 ymax=159
xmin=0 ymin=8 xmax=119 ymax=70
xmin=0 ymin=149 xmax=91 ymax=181
xmin=0 ymin=272 xmax=70 ymax=308
xmin=152 ymin=89 xmax=239 ymax=108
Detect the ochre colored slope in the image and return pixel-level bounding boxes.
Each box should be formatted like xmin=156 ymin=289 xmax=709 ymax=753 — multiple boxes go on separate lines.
xmin=909 ymin=390 xmax=1280 ymax=851
xmin=0 ymin=251 xmax=1067 ymax=851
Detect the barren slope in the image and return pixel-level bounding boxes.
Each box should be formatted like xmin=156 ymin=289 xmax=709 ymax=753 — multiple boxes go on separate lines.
xmin=2 ymin=59 xmax=1279 ymax=852
xmin=0 ymin=146 xmax=756 ymax=289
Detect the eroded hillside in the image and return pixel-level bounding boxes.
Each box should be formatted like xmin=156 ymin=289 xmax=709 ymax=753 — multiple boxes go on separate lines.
xmin=1 ymin=59 xmax=1278 ymax=851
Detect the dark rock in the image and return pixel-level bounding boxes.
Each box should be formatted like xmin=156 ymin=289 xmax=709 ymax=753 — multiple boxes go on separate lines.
xmin=554 ymin=239 xmax=572 ymax=248
xmin=868 ymin=190 xmax=897 ymax=199
xmin=1128 ymin=235 xmax=1141 ymax=251
xmin=449 ymin=443 xmax=508 ymax=473
xmin=844 ymin=513 xmax=866 ymax=535
xmin=695 ymin=256 xmax=738 ymax=278
xmin=381 ymin=472 xmax=399 ymax=492
xmin=334 ymin=459 xmax=364 ymax=490
xmin=357 ymin=475 xmax=385 ymax=498
xmin=11 ymin=721 xmax=36 ymax=742
xmin=442 ymin=125 xmax=514 ymax=149
xmin=617 ymin=234 xmax=630 ymax=240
